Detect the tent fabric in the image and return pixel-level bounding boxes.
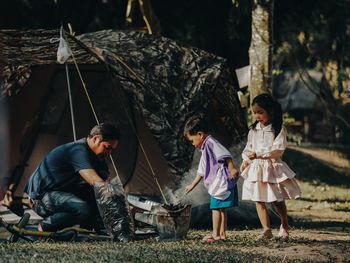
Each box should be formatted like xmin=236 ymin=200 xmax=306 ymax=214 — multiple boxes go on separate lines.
xmin=274 ymin=70 xmax=323 ymax=111
xmin=78 ymin=30 xmax=246 ymax=178
xmin=0 ymin=29 xmax=246 ymax=196
xmin=2 ymin=65 xmax=173 ymax=198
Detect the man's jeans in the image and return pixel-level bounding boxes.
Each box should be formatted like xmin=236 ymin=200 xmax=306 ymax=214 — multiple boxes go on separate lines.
xmin=32 ymin=191 xmax=90 ymax=232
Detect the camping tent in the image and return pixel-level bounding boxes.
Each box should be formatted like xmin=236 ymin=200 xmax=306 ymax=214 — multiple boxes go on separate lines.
xmin=0 ymin=29 xmax=246 ymax=201
xmin=274 ymin=70 xmax=323 ymax=112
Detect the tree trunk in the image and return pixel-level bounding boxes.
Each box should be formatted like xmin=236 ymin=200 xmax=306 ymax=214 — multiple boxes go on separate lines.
xmin=125 ymin=0 xmax=161 ymax=36
xmin=249 ymin=0 xmax=274 ymax=103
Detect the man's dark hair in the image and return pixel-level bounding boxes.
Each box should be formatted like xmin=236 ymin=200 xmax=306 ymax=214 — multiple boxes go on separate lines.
xmin=183 ymin=114 xmax=209 ymax=136
xmin=88 ymin=123 xmax=121 ymax=141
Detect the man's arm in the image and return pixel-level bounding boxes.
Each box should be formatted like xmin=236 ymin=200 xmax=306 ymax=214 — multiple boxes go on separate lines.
xmin=79 ymin=169 xmax=105 ymax=186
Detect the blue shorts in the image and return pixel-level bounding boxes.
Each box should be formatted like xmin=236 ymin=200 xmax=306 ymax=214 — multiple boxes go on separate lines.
xmin=210 ymin=186 xmax=238 ymax=210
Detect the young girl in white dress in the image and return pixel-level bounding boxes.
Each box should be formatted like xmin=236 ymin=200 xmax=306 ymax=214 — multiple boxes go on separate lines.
xmin=240 ymin=93 xmax=301 ymax=240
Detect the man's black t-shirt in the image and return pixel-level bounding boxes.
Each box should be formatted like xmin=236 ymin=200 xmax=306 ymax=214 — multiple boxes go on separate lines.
xmin=26 ymin=138 xmax=109 ymax=199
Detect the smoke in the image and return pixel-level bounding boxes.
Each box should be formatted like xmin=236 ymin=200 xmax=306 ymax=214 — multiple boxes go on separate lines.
xmin=164 ymin=140 xmax=275 ymax=227
xmin=165 ymin=141 xmax=247 ymax=207
xmin=164 ymin=150 xmax=209 ymax=206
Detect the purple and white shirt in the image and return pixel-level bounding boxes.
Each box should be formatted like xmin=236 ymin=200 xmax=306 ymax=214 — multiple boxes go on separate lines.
xmin=197 ymin=136 xmax=235 ymax=200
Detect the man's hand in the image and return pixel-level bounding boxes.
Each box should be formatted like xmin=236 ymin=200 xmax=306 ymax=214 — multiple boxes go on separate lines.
xmin=0 ymin=190 xmax=13 ymax=207
xmin=79 ymin=169 xmax=105 ymax=186
xmin=92 ymin=181 xmax=106 ymax=188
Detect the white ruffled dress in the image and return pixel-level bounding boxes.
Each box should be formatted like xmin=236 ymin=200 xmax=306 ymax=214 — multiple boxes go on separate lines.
xmin=241 ymin=123 xmax=301 ymax=202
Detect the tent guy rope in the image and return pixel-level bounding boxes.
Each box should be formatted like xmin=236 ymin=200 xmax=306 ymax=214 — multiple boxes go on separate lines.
xmin=63 ymin=30 xmax=169 ymax=204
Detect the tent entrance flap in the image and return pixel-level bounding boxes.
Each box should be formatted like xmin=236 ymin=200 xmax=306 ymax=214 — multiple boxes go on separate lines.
xmin=5 ymin=65 xmax=174 ymax=198
xmin=67 ymin=33 xmax=170 ymax=204
xmin=7 ymin=67 xmax=139 ymax=196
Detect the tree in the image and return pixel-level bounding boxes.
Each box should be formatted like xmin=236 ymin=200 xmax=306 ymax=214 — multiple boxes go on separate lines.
xmin=273 ymin=0 xmax=350 ymax=143
xmin=249 ymin=0 xmax=274 ymax=102
xmin=125 ymin=0 xmax=161 ymax=36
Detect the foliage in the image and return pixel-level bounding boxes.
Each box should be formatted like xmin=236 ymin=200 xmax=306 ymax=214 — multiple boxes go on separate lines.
xmin=1 ymin=0 xmax=349 ymax=143
xmin=273 ymin=0 xmax=350 ymax=99
xmin=1 ymin=0 xmax=348 ymax=83
xmin=0 ymin=0 xmax=252 ymax=69
xmin=272 ymin=0 xmax=350 ymax=143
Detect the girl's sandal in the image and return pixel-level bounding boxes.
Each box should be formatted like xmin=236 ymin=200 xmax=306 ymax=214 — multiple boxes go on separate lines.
xmin=220 ymin=235 xmax=227 ymax=241
xmin=201 ymin=235 xmax=221 ymax=243
xmin=201 ymin=234 xmax=213 ymax=242
xmin=256 ymin=229 xmax=273 ymax=241
xmin=276 ymin=225 xmax=289 ymax=241
xmin=201 ymin=236 xmax=221 ymax=244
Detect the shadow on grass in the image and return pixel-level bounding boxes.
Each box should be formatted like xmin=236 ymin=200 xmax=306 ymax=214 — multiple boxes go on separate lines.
xmin=299 ymin=197 xmax=349 ymax=203
xmin=291 ymin=219 xmax=350 ymax=229
xmin=190 ymin=203 xmax=281 ymax=229
xmin=284 ymin=148 xmax=350 ymax=187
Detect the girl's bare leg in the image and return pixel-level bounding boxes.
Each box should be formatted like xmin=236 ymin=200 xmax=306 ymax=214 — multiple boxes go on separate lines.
xmin=256 ymin=202 xmax=271 ymax=231
xmin=272 ymin=201 xmax=289 ymax=229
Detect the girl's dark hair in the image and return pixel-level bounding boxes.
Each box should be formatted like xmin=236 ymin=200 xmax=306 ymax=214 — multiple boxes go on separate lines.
xmin=183 ymin=114 xmax=209 ymax=136
xmin=251 ymin=93 xmax=283 ymax=137
xmin=88 ymin=122 xmax=121 ymax=141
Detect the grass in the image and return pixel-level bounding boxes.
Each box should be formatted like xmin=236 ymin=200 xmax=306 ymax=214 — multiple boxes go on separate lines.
xmin=0 ymin=235 xmax=287 ymax=263
xmin=283 ymin=146 xmax=350 ymax=225
xmin=0 ymin=228 xmax=349 ymax=263
xmin=284 ymin=147 xmax=350 ymax=187
xmin=0 ymin=229 xmax=349 ymax=263
xmin=0 ymin=145 xmax=349 ymax=262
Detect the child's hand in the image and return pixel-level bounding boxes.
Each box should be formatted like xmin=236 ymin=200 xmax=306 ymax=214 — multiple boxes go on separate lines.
xmin=247 ymin=152 xmax=257 ymax=160
xmin=226 ymin=159 xmax=239 ymax=180
xmin=185 ymin=175 xmax=202 ymax=194
xmin=240 ymin=161 xmax=250 ymax=172
xmin=185 ymin=185 xmax=194 ymax=194
xmin=230 ymin=168 xmax=239 ymax=180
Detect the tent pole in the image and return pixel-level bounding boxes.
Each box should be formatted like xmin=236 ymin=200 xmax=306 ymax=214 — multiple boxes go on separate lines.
xmin=66 ymin=32 xmax=169 ymax=204
xmin=65 ymin=63 xmax=77 ymax=141
xmin=66 ymin=40 xmax=123 ymax=184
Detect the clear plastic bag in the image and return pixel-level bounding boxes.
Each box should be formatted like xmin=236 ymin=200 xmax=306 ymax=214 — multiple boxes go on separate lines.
xmin=93 ymin=178 xmax=134 ymax=242
xmin=56 ymin=28 xmax=71 ymax=64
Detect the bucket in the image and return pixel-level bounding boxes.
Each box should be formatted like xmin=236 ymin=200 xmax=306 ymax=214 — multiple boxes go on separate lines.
xmin=152 ymin=204 xmax=192 ymax=240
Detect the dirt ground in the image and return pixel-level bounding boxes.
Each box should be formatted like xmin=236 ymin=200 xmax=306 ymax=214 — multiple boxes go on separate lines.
xmin=223 ymin=228 xmax=350 ymax=262
xmin=0 ymin=145 xmax=349 ymax=262
xmin=270 ymin=144 xmax=350 ymax=262
xmin=286 ymin=145 xmax=350 ymax=224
